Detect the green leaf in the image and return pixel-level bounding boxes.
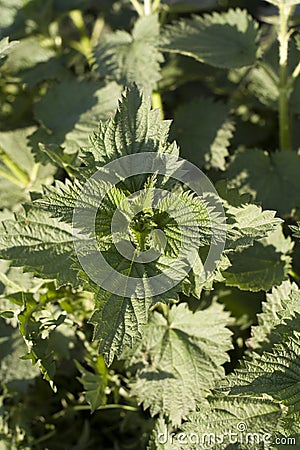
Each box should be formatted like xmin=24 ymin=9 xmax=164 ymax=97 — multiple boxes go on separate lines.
xmin=32 ymin=80 xmax=121 ymax=156
xmin=17 ymin=292 xmax=78 ymax=390
xmin=75 ymin=356 xmax=108 ymax=413
xmin=0 ymin=0 xmax=22 ymax=36
xmin=0 ymin=208 xmax=79 ymax=286
xmin=1 ymin=36 xmax=55 ymax=73
xmin=171 ymin=97 xmax=234 ymax=170
xmin=223 ymin=240 xmax=290 ymax=292
xmin=248 ymin=280 xmax=300 ymax=352
xmin=290 ymin=222 xmax=300 ymax=239
xmin=94 ymin=14 xmax=163 ymax=92
xmin=0 ymin=37 xmax=18 ymax=67
xmin=225 ymin=204 xmax=282 ymax=250
xmin=127 ymin=302 xmax=232 ymax=426
xmin=147 ymin=416 xmax=174 ymax=450
xmin=90 ymin=290 xmax=152 ymax=366
xmin=0 ymin=319 xmax=39 ymax=392
xmin=226 ymin=149 xmax=300 ymax=217
xmin=229 ymin=329 xmax=300 ymax=416
xmin=160 ymin=9 xmax=259 ymax=69
xmin=88 ymin=85 xmax=174 ymax=166
xmin=182 ymin=395 xmax=285 ymax=449
xmin=0 ymin=127 xmax=56 ymax=209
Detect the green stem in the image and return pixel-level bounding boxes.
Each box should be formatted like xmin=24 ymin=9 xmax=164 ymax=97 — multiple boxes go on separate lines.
xmin=129 ymin=0 xmax=144 ymax=16
xmin=74 ymin=404 xmax=139 ymax=412
xmin=278 ymin=1 xmax=292 ymax=150
xmin=52 ymin=403 xmax=139 ymax=418
xmin=28 ymin=162 xmax=40 ymax=188
xmin=289 ymin=269 xmax=300 ymax=282
xmin=69 ymin=10 xmax=93 ymax=63
xmin=0 ymin=148 xmax=30 ymax=185
xmin=289 ymin=60 xmax=300 ymax=86
xmin=90 ymin=16 xmax=105 ymax=47
xmin=144 ymin=0 xmax=152 ymax=15
xmin=152 ymin=91 xmax=164 ymax=119
xmin=0 ymin=167 xmax=27 ymax=188
xmin=152 ymin=0 xmax=161 ymax=12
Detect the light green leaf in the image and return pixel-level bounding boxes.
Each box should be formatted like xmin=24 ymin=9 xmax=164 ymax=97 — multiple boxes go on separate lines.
xmin=290 ymin=222 xmax=300 ymax=238
xmin=182 ymin=395 xmax=285 ymax=449
xmin=94 ymin=14 xmax=163 ymax=92
xmin=171 ymin=97 xmax=234 ymax=170
xmin=0 ymin=37 xmax=18 ymax=67
xmin=127 ymin=302 xmax=232 ymax=426
xmin=0 ymin=127 xmax=56 ymax=209
xmin=0 ymin=208 xmax=79 ymax=286
xmin=223 ymin=241 xmax=290 ymax=292
xmin=226 ymin=149 xmax=300 ymax=217
xmin=229 ymin=329 xmax=300 ymax=416
xmin=160 ymin=9 xmax=259 ymax=69
xmin=0 ymin=319 xmax=39 ymax=392
xmin=75 ymin=357 xmax=108 ymax=413
xmin=17 ymin=294 xmax=76 ymax=390
xmin=88 ymin=85 xmax=174 ymax=166
xmin=147 ymin=416 xmax=174 ymax=450
xmin=90 ymin=289 xmax=152 ymax=366
xmin=248 ymin=280 xmax=300 ymax=352
xmin=225 ymin=204 xmax=282 ymax=250
xmin=32 ymin=80 xmax=121 ymax=156
xmin=1 ymin=36 xmax=54 ymax=73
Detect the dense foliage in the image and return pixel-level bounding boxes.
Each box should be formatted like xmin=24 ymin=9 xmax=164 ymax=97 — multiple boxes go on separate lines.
xmin=1 ymin=0 xmax=300 ymax=449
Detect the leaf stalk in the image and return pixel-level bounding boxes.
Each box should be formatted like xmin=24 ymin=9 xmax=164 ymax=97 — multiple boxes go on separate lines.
xmin=278 ymin=1 xmax=293 ymax=150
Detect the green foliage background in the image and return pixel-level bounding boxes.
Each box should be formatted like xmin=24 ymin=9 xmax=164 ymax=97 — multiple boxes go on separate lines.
xmin=1 ymin=0 xmax=300 ymax=449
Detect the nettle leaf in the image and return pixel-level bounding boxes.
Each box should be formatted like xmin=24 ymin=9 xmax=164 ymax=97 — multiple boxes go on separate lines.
xmin=147 ymin=416 xmax=174 ymax=450
xmin=90 ymin=289 xmax=153 ymax=366
xmin=126 ymin=302 xmax=232 ymax=426
xmin=223 ymin=240 xmax=291 ymax=292
xmin=229 ymin=329 xmax=300 ymax=417
xmin=0 ymin=36 xmax=18 ymax=67
xmin=94 ymin=14 xmax=163 ymax=92
xmin=182 ymin=395 xmax=284 ymax=449
xmin=0 ymin=319 xmax=39 ymax=392
xmin=290 ymin=222 xmax=300 ymax=238
xmin=18 ymin=296 xmax=67 ymax=390
xmin=171 ymin=97 xmax=234 ymax=170
xmin=226 ymin=148 xmax=300 ymax=217
xmin=75 ymin=357 xmax=108 ymax=413
xmin=160 ymin=8 xmax=259 ymax=69
xmin=1 ymin=36 xmax=55 ymax=73
xmin=0 ymin=208 xmax=78 ymax=286
xmin=0 ymin=127 xmax=56 ymax=209
xmin=31 ymin=80 xmax=121 ymax=158
xmin=88 ymin=85 xmax=174 ymax=166
xmin=225 ymin=204 xmax=282 ymax=250
xmin=248 ymin=280 xmax=300 ymax=352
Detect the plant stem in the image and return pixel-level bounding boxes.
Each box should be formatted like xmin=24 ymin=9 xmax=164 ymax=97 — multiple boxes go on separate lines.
xmin=129 ymin=0 xmax=144 ymax=16
xmin=152 ymin=91 xmax=164 ymax=119
xmin=0 ymin=148 xmax=30 ymax=186
xmin=144 ymin=0 xmax=152 ymax=16
xmin=69 ymin=10 xmax=93 ymax=64
xmin=152 ymin=0 xmax=161 ymax=12
xmin=0 ymin=167 xmax=26 ymax=188
xmin=278 ymin=1 xmax=292 ymax=150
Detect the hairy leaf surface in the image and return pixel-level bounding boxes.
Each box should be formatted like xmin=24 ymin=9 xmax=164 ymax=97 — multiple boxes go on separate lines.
xmin=161 ymin=9 xmax=259 ymax=69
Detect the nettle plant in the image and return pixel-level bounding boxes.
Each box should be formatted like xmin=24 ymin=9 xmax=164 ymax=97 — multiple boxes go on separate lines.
xmin=1 ymin=0 xmax=300 ymax=448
